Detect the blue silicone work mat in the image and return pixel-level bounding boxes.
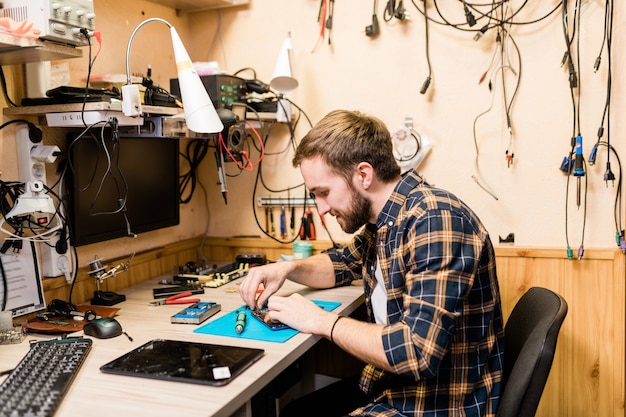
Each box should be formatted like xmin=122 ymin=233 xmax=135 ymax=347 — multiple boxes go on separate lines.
xmin=193 ymin=300 xmax=341 ymax=343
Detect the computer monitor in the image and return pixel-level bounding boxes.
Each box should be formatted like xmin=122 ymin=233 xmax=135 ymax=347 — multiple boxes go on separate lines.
xmin=65 ymin=131 xmax=180 ymax=246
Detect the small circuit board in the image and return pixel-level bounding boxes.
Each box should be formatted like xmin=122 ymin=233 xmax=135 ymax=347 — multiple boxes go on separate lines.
xmin=175 ymin=262 xmax=250 ymax=288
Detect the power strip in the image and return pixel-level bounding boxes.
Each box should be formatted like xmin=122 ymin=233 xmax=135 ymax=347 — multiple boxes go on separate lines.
xmin=45 ymin=111 xmax=144 ymax=127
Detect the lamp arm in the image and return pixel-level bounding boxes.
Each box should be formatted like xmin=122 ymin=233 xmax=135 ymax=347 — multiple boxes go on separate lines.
xmin=125 ymin=18 xmax=173 ymax=85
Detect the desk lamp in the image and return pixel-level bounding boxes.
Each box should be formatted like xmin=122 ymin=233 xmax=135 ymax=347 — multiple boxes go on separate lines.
xmin=122 ymin=18 xmax=224 ymax=134
xmin=270 ymin=33 xmax=298 ymax=122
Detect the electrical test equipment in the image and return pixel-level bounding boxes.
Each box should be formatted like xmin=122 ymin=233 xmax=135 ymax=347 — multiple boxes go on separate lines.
xmin=0 ymin=0 xmax=96 ymax=46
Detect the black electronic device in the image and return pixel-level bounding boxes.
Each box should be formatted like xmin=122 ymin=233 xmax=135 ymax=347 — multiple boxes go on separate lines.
xmin=46 ymin=299 xmax=97 ymax=322
xmin=100 ymin=339 xmax=264 ymax=386
xmin=83 ymin=317 xmax=123 ymax=339
xmin=46 ymin=86 xmax=119 ymax=100
xmin=170 ymin=74 xmax=246 ymax=109
xmin=251 ymin=309 xmax=290 ymax=331
xmin=235 ymin=253 xmax=266 ymax=265
xmin=65 ymin=132 xmax=180 ymax=246
xmin=153 ymin=285 xmax=204 ymax=299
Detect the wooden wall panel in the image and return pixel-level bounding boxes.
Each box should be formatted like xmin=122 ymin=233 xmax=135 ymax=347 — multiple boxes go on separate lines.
xmin=496 ymin=248 xmax=625 ymax=417
xmin=33 ymin=239 xmax=202 ymax=314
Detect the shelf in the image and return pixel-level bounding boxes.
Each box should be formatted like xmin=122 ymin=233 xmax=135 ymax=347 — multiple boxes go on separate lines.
xmin=3 ymin=103 xmax=206 ymax=139
xmin=257 ymin=197 xmax=316 ymax=208
xmin=3 ymin=102 xmax=181 ymax=117
xmin=0 ymin=33 xmax=83 ymax=66
xmin=145 ymin=0 xmax=249 ymax=13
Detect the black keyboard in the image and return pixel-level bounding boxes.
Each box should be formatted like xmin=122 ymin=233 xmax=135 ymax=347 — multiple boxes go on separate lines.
xmin=0 ymin=337 xmax=92 ymax=417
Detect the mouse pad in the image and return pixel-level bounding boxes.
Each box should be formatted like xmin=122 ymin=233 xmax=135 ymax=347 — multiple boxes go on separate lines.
xmin=25 ymin=305 xmax=120 ymax=334
xmin=193 ymin=300 xmax=341 ymax=343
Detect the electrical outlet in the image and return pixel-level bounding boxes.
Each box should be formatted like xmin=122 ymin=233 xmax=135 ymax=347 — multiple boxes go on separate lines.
xmin=16 ymin=124 xmax=45 ymax=184
xmin=15 ymin=124 xmax=60 ymax=185
xmin=40 ymin=239 xmax=72 ymax=281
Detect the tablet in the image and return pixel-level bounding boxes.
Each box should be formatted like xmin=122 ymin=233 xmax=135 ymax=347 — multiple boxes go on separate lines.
xmin=100 ymin=339 xmax=264 ymax=386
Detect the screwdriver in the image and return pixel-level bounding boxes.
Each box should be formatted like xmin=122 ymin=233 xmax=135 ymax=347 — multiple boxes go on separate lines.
xmin=280 ymin=206 xmax=286 ymax=238
xmin=269 ymin=206 xmax=275 ymax=236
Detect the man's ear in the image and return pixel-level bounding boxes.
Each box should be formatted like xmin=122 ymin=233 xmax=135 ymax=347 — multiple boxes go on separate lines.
xmin=353 ymin=162 xmax=375 ymax=190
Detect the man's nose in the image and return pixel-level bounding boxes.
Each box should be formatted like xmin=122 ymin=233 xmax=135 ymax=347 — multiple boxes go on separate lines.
xmin=316 ymin=199 xmax=331 ymax=215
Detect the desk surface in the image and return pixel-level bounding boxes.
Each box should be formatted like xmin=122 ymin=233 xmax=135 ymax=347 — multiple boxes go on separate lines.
xmin=0 ymin=276 xmax=364 ymax=417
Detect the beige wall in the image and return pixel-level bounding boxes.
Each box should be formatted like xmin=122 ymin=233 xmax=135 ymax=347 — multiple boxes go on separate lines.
xmin=188 ymin=1 xmax=625 ymax=251
xmin=2 ymin=0 xmax=625 ymax=266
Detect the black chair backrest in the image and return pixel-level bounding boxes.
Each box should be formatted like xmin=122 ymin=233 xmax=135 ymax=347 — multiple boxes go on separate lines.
xmin=497 ymin=287 xmax=568 ymax=417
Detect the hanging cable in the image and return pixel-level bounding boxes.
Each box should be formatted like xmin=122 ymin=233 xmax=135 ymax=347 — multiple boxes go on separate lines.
xmin=410 ymin=1 xmax=563 ymax=33
xmin=419 ymin=0 xmax=432 ymax=94
xmin=365 ymin=0 xmax=380 ymax=38
xmin=312 ymin=0 xmax=328 ymax=53
xmin=561 ymin=0 xmax=588 ymax=260
xmin=179 ymin=139 xmax=211 ymax=204
xmin=0 ymin=67 xmax=18 ymax=107
xmin=589 ymin=0 xmax=621 ymax=249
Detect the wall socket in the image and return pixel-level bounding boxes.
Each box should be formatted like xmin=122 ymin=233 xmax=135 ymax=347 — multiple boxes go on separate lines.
xmin=15 ymin=124 xmax=60 ymax=185
xmin=40 ymin=238 xmax=72 ymax=281
xmin=16 ymin=124 xmax=46 ymax=184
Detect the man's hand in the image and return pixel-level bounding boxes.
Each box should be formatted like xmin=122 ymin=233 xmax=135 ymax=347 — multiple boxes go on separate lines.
xmin=266 ymin=293 xmax=337 ymax=336
xmin=239 ymin=262 xmax=291 ymax=309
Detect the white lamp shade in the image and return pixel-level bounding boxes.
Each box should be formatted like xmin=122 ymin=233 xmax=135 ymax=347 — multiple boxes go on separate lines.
xmin=270 ymin=34 xmax=299 ymax=93
xmin=170 ymin=27 xmax=224 ymax=133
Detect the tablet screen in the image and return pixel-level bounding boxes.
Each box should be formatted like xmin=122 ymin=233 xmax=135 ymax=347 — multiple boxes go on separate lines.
xmin=100 ymin=339 xmax=264 ymax=386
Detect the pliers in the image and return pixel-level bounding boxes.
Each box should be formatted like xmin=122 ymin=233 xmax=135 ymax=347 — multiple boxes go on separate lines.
xmin=149 ymin=291 xmax=201 ymax=306
xmin=299 ymin=210 xmax=316 ymax=240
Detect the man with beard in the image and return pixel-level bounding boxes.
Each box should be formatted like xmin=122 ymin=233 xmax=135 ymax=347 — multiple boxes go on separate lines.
xmin=239 ymin=110 xmax=504 ymax=417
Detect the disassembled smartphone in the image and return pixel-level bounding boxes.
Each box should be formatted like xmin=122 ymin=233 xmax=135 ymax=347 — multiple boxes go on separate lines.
xmin=251 ymin=309 xmax=290 ymax=331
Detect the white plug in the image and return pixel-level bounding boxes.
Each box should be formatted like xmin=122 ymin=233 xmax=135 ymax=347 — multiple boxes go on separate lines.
xmin=31 ymin=145 xmax=60 ymax=164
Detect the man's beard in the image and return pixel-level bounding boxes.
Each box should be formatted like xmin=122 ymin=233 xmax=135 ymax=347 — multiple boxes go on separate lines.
xmin=337 ymin=186 xmax=372 ymax=234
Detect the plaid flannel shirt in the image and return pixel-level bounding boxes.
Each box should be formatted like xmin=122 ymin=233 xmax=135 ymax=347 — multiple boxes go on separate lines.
xmin=327 ymin=170 xmax=504 ymax=417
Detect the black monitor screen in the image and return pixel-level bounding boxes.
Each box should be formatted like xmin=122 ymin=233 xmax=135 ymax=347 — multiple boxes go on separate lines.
xmin=66 ymin=133 xmax=180 ymax=246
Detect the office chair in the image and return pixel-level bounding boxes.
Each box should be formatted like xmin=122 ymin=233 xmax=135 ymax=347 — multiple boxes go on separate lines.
xmin=497 ymin=287 xmax=568 ymax=417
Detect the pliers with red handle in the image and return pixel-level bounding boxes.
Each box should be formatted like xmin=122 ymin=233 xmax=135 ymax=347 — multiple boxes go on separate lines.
xmin=149 ymin=291 xmax=201 ymax=306
xmin=299 ymin=210 xmax=316 ymax=240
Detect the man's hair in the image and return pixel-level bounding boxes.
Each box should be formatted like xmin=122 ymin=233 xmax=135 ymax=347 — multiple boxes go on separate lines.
xmin=292 ymin=110 xmax=401 ymax=183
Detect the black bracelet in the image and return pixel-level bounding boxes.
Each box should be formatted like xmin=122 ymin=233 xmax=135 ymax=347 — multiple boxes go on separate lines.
xmin=330 ymin=315 xmax=344 ymax=344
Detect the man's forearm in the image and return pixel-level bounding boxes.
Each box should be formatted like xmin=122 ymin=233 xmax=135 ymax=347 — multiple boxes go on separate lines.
xmin=286 ymin=253 xmax=337 ymax=288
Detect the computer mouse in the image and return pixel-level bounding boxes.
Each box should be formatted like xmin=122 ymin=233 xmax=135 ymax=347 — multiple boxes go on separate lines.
xmin=83 ymin=317 xmax=123 ymax=339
